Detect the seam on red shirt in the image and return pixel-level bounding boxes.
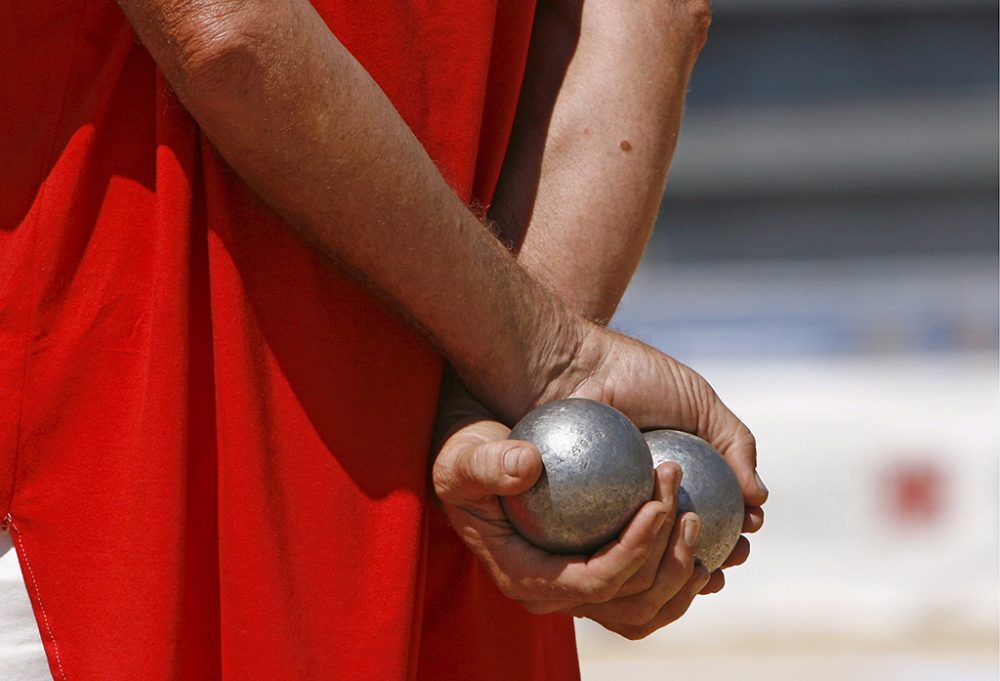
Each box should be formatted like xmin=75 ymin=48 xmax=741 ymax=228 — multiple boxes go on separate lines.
xmin=7 ymin=515 xmax=68 ymax=681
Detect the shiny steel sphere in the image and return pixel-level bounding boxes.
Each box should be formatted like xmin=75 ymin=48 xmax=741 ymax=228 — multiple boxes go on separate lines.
xmin=501 ymin=399 xmax=654 ymax=554
xmin=644 ymin=430 xmax=744 ymax=571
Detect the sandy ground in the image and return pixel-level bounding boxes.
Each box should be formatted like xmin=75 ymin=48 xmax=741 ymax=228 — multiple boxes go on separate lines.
xmin=576 ymin=622 xmax=999 ymax=681
xmin=579 ymin=646 xmax=999 ymax=681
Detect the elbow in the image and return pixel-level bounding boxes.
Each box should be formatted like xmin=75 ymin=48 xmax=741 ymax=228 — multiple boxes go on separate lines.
xmin=149 ymin=3 xmax=271 ymax=108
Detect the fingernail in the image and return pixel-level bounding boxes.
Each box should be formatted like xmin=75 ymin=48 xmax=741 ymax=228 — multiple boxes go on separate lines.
xmin=683 ymin=516 xmax=700 ymax=548
xmin=652 ymin=510 xmax=668 ymax=533
xmin=503 ymin=448 xmax=525 ymax=477
xmin=754 ymin=472 xmax=769 ymax=496
xmin=667 ymin=464 xmax=682 ymax=493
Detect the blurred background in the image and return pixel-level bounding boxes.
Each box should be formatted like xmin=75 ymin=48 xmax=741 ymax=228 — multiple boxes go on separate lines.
xmin=577 ymin=0 xmax=1000 ymax=679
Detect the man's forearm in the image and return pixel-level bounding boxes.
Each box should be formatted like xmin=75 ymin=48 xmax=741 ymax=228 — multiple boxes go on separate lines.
xmin=491 ymin=0 xmax=709 ymax=322
xmin=117 ymin=0 xmax=589 ymax=421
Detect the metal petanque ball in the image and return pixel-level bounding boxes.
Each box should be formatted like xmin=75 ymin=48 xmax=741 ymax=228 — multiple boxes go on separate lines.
xmin=500 ymin=398 xmax=655 ymax=554
xmin=644 ymin=430 xmax=744 ymax=571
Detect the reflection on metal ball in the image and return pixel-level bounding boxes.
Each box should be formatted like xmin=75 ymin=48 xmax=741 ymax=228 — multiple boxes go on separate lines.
xmin=644 ymin=430 xmax=744 ymax=571
xmin=501 ymin=399 xmax=654 ymax=554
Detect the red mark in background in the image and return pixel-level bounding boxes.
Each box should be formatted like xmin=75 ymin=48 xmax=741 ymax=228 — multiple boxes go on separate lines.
xmin=882 ymin=460 xmax=947 ymax=526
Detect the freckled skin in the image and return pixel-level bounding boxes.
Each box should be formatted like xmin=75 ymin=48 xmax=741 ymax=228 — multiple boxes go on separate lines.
xmin=620 ymin=140 xmax=632 ymax=152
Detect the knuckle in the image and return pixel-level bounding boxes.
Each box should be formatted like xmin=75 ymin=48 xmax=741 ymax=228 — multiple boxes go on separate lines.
xmin=622 ymin=625 xmax=652 ymax=641
xmin=631 ymin=601 xmax=660 ymax=626
xmin=469 ymin=446 xmax=491 ymax=481
xmin=614 ymin=583 xmax=642 ymax=599
xmin=494 ymin=575 xmax=523 ymax=602
xmin=633 ymin=569 xmax=657 ymax=595
xmin=521 ymin=600 xmax=555 ymax=615
xmin=667 ymin=563 xmax=696 ymax=594
xmin=602 ymin=601 xmax=661 ymax=629
xmin=518 ymin=599 xmax=536 ymax=613
xmin=620 ymin=575 xmax=654 ymax=598
xmin=594 ymin=615 xmax=654 ymax=641
xmin=581 ymin=576 xmax=615 ymax=603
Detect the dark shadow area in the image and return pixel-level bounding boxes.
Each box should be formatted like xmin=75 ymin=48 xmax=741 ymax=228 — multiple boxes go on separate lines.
xmin=487 ymin=1 xmax=583 ymax=251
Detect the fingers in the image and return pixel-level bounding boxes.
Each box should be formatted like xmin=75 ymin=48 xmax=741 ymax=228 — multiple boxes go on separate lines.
xmin=568 ymin=510 xmax=701 ymax=627
xmin=708 ymin=416 xmax=767 ymax=508
xmin=555 ymin=495 xmax=673 ymax=601
xmin=486 ymin=490 xmax=675 ymax=611
xmin=615 ymin=462 xmax=682 ymax=597
xmin=594 ymin=566 xmax=711 ymax=641
xmin=720 ymin=535 xmax=750 ymax=569
xmin=491 ymin=467 xmax=686 ymax=614
xmin=436 ymin=424 xmax=677 ymax=612
xmin=699 ymin=569 xmax=725 ymax=595
xmin=743 ymin=506 xmax=765 ymax=533
xmin=434 ymin=436 xmax=543 ymax=505
xmin=433 ymin=364 xmax=763 ymax=639
xmin=695 ymin=391 xmax=767 ymax=512
xmin=634 ymin=565 xmax=711 ymax=635
xmin=657 ymin=352 xmax=768 ymax=509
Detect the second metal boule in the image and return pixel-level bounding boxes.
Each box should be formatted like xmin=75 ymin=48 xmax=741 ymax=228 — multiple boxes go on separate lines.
xmin=644 ymin=429 xmax=744 ymax=571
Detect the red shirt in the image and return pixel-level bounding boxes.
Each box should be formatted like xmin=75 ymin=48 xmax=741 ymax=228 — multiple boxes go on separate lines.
xmin=0 ymin=2 xmax=579 ymax=679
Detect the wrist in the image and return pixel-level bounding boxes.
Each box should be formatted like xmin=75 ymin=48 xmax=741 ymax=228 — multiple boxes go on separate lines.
xmin=530 ymin=313 xmax=606 ymax=409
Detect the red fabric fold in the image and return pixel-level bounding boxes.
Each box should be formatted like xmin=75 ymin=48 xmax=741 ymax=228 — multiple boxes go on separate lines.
xmin=0 ymin=1 xmax=578 ymax=679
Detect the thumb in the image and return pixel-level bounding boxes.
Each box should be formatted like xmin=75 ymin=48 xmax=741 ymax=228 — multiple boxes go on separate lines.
xmin=434 ymin=439 xmax=542 ymax=504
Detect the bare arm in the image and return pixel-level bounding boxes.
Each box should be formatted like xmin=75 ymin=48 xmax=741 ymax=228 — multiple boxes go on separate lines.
xmin=492 ymin=0 xmax=710 ymax=323
xmin=433 ymin=0 xmax=765 ymax=639
xmin=486 ymin=1 xmax=762 ymax=495
xmin=117 ymin=0 xmax=584 ymax=423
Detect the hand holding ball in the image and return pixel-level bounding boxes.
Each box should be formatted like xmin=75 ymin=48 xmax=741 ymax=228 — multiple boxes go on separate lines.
xmin=643 ymin=430 xmax=744 ymax=571
xmin=499 ymin=399 xmax=654 ymax=554
xmin=501 ymin=400 xmax=744 ymax=570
